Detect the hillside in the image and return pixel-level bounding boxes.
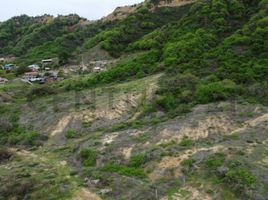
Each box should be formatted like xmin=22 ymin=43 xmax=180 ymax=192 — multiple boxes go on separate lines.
xmin=0 ymin=0 xmax=268 ymax=200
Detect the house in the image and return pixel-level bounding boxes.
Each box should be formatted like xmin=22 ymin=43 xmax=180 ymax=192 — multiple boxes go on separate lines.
xmin=96 ymin=60 xmax=107 ymax=67
xmin=93 ymin=66 xmax=103 ymax=73
xmin=28 ymin=64 xmax=40 ymax=72
xmin=23 ymin=72 xmax=40 ymax=82
xmin=42 ymin=59 xmax=53 ymax=64
xmin=2 ymin=64 xmax=14 ymax=70
xmin=89 ymin=60 xmax=107 ymax=73
xmin=0 ymin=77 xmax=8 ymax=84
xmin=39 ymin=77 xmax=46 ymax=84
xmin=42 ymin=58 xmax=59 ymax=68
xmin=47 ymin=70 xmax=58 ymax=78
xmin=42 ymin=59 xmax=53 ymax=68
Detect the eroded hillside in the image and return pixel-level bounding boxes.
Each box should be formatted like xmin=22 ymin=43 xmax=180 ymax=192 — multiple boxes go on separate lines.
xmin=0 ymin=0 xmax=267 ymax=199
xmin=0 ymin=71 xmax=268 ymax=199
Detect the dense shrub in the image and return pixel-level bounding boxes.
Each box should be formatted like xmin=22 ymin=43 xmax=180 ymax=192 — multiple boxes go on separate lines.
xmin=225 ymin=168 xmax=256 ymax=189
xmin=155 ymin=93 xmax=177 ymax=110
xmin=0 ymin=147 xmax=12 ymax=162
xmin=65 ymin=129 xmax=77 ymax=139
xmin=78 ymin=148 xmax=98 ymax=167
xmin=83 ymin=5 xmax=191 ymax=57
xmin=196 ymin=79 xmax=237 ymax=103
xmin=129 ymin=152 xmax=147 ymax=168
xmin=205 ymin=152 xmax=225 ymax=170
xmin=179 ymin=136 xmax=194 ymax=147
xmin=0 ymin=107 xmax=40 ymax=146
xmin=27 ymin=86 xmax=56 ymax=99
xmin=102 ymin=164 xmax=146 ymax=179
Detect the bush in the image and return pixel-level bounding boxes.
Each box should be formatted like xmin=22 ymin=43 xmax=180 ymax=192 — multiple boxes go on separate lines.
xmin=0 ymin=147 xmax=12 ymax=162
xmin=27 ymin=86 xmax=56 ymax=99
xmin=134 ymin=133 xmax=150 ymax=143
xmin=8 ymin=130 xmax=39 ymax=146
xmin=205 ymin=152 xmax=225 ymax=170
xmin=102 ymin=164 xmax=146 ymax=179
xmin=156 ymin=93 xmax=177 ymax=110
xmin=129 ymin=153 xmax=147 ymax=168
xmin=196 ymin=80 xmax=237 ymax=104
xmin=179 ymin=136 xmax=194 ymax=147
xmin=225 ymin=168 xmax=256 ymax=189
xmin=181 ymin=159 xmax=196 ymax=174
xmin=0 ymin=108 xmax=40 ymax=146
xmin=65 ymin=129 xmax=77 ymax=139
xmin=78 ymin=148 xmax=98 ymax=167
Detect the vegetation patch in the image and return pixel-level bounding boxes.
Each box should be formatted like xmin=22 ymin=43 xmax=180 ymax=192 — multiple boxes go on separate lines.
xmin=133 ymin=133 xmax=151 ymax=143
xmin=179 ymin=136 xmax=194 ymax=148
xmin=0 ymin=147 xmax=12 ymax=163
xmin=205 ymin=152 xmax=225 ymax=170
xmin=0 ymin=110 xmax=40 ymax=146
xmin=102 ymin=164 xmax=146 ymax=179
xmin=77 ymin=148 xmax=98 ymax=167
xmin=225 ymin=168 xmax=256 ymax=191
xmin=128 ymin=152 xmax=147 ymax=168
xmin=65 ymin=129 xmax=77 ymax=139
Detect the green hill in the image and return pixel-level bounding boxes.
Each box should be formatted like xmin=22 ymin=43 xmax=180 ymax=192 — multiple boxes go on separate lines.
xmin=0 ymin=0 xmax=267 ymax=199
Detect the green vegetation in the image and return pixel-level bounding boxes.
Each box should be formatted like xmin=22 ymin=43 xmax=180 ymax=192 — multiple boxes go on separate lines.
xmin=101 ymin=152 xmax=148 ymax=179
xmin=0 ymin=14 xmax=116 ymax=69
xmin=0 ymin=0 xmax=267 ymax=199
xmin=83 ymin=4 xmax=191 ymax=57
xmin=0 ymin=105 xmax=40 ymax=146
xmin=133 ymin=133 xmax=151 ymax=143
xmin=205 ymin=152 xmax=226 ymax=170
xmin=179 ymin=136 xmax=194 ymax=148
xmin=0 ymin=147 xmax=12 ymax=163
xmin=185 ymin=152 xmax=258 ymax=198
xmin=129 ymin=152 xmax=147 ymax=168
xmin=65 ymin=129 xmax=77 ymax=139
xmin=102 ymin=164 xmax=146 ymax=179
xmin=153 ymin=0 xmax=268 ymax=112
xmin=196 ymin=80 xmax=237 ymax=104
xmin=78 ymin=148 xmax=98 ymax=167
xmin=57 ymin=0 xmax=268 ymax=117
xmin=225 ymin=168 xmax=256 ymax=190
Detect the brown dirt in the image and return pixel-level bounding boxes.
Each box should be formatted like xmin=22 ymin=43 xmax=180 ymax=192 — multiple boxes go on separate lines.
xmin=160 ymin=186 xmax=212 ymax=200
xmin=156 ymin=113 xmax=239 ymax=145
xmin=157 ymin=0 xmax=195 ymax=7
xmin=149 ymin=145 xmax=226 ymax=181
xmin=73 ymin=188 xmax=102 ymax=200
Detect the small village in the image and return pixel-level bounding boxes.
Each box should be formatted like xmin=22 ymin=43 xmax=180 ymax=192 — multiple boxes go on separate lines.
xmin=0 ymin=57 xmax=109 ymax=85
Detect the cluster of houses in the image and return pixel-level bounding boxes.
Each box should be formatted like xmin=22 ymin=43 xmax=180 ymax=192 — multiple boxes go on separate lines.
xmin=0 ymin=58 xmax=63 ymax=84
xmin=22 ymin=59 xmax=63 ymax=84
xmin=0 ymin=57 xmax=113 ymax=85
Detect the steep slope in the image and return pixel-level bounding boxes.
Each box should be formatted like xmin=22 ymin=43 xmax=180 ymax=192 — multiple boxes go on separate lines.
xmin=0 ymin=0 xmax=267 ymax=199
xmin=82 ymin=3 xmax=192 ymax=57
xmin=67 ymin=0 xmax=267 ymax=111
xmin=0 ymin=14 xmax=117 ymax=67
xmin=0 ymin=0 xmax=194 ymax=68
